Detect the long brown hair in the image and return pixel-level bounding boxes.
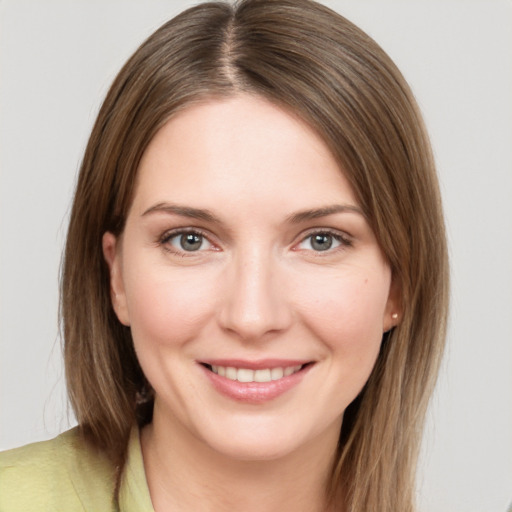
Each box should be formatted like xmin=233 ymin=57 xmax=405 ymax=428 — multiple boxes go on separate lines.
xmin=61 ymin=1 xmax=449 ymax=510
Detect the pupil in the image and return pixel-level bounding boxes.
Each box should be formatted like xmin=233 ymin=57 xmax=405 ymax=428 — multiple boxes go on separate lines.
xmin=180 ymin=233 xmax=202 ymax=251
xmin=311 ymin=234 xmax=332 ymax=251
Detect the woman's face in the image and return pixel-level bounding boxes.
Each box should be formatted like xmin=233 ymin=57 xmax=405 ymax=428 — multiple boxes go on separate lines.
xmin=104 ymin=94 xmax=399 ymax=461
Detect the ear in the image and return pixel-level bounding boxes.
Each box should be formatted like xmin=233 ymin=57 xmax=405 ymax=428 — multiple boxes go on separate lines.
xmin=382 ymin=275 xmax=402 ymax=333
xmin=102 ymin=232 xmax=131 ymax=326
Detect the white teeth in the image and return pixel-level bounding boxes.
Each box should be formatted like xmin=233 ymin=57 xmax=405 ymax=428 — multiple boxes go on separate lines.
xmin=283 ymin=366 xmax=295 ymax=377
xmin=237 ymin=368 xmax=254 ymax=382
xmin=254 ymin=369 xmax=271 ymax=382
xmin=209 ymin=364 xmax=304 ymax=382
xmin=226 ymin=367 xmax=237 ymax=380
xmin=271 ymin=367 xmax=284 ymax=380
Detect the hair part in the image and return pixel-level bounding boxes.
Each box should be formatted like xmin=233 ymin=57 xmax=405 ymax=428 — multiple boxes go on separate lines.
xmin=61 ymin=1 xmax=449 ymax=510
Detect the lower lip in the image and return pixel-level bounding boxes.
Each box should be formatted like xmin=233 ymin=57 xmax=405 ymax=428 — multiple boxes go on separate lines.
xmin=200 ymin=364 xmax=312 ymax=404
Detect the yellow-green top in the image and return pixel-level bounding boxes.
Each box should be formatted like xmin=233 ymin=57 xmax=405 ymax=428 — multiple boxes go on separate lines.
xmin=0 ymin=428 xmax=154 ymax=512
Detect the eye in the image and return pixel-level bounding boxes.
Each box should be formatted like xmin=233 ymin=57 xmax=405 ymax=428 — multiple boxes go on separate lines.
xmin=164 ymin=231 xmax=213 ymax=252
xmin=296 ymin=231 xmax=350 ymax=252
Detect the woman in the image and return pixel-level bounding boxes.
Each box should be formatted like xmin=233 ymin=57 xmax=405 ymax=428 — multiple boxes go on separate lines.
xmin=0 ymin=0 xmax=449 ymax=511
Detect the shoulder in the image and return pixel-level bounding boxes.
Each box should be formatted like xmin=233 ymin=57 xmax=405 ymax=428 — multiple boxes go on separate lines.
xmin=0 ymin=428 xmax=116 ymax=512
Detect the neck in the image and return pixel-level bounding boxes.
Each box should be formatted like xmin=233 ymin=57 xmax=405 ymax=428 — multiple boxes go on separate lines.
xmin=141 ymin=402 xmax=342 ymax=512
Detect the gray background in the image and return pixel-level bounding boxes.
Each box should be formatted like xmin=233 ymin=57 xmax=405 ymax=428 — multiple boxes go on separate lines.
xmin=1 ymin=1 xmax=511 ymax=511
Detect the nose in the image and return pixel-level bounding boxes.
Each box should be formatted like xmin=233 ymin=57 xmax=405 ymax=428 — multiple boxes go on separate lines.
xmin=217 ymin=248 xmax=292 ymax=342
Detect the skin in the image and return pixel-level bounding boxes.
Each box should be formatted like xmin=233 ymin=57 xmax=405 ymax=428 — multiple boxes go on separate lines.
xmin=103 ymin=94 xmax=399 ymax=511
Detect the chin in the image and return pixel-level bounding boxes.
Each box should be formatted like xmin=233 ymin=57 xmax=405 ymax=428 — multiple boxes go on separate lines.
xmin=192 ymin=412 xmax=340 ymax=464
xmin=205 ymin=433 xmax=303 ymax=462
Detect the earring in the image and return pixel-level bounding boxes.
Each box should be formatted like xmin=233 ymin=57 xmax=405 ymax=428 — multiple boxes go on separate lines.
xmin=391 ymin=313 xmax=398 ymax=320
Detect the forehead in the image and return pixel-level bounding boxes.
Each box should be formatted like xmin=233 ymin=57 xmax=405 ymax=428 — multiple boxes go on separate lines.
xmin=131 ymin=94 xmax=358 ymax=216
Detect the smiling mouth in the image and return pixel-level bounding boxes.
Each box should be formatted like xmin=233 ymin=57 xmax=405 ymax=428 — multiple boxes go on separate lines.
xmin=201 ymin=363 xmax=310 ymax=383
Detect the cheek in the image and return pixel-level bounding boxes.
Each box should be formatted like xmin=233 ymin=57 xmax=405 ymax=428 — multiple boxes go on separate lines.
xmin=123 ymin=260 xmax=217 ymax=348
xmin=294 ymin=269 xmax=390 ymax=360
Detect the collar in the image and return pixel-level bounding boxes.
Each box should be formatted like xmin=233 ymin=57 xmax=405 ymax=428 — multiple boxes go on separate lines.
xmin=118 ymin=427 xmax=154 ymax=512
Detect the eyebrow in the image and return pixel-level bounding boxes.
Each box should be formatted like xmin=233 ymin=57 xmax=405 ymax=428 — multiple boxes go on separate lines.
xmin=286 ymin=204 xmax=365 ymax=223
xmin=142 ymin=202 xmax=364 ymax=225
xmin=141 ymin=203 xmax=221 ymax=223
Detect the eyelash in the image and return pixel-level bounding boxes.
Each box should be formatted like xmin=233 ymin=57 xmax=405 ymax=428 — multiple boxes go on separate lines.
xmin=157 ymin=228 xmax=353 ymax=256
xmin=294 ymin=229 xmax=353 ymax=254
xmin=158 ymin=228 xmax=215 ymax=256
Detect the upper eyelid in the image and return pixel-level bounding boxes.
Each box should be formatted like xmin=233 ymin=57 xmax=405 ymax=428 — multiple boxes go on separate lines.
xmin=160 ymin=226 xmax=211 ymax=241
xmin=157 ymin=226 xmax=353 ymax=248
xmin=296 ymin=227 xmax=353 ymax=242
xmin=156 ymin=221 xmax=236 ymax=246
xmin=159 ymin=227 xmax=218 ymax=249
xmin=292 ymin=228 xmax=353 ymax=251
xmin=158 ymin=228 xmax=218 ymax=256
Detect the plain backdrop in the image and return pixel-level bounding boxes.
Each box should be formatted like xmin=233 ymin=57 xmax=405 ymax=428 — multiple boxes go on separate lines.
xmin=1 ymin=1 xmax=511 ymax=511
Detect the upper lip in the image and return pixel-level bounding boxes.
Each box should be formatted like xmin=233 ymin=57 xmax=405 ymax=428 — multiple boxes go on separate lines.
xmin=199 ymin=358 xmax=312 ymax=370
